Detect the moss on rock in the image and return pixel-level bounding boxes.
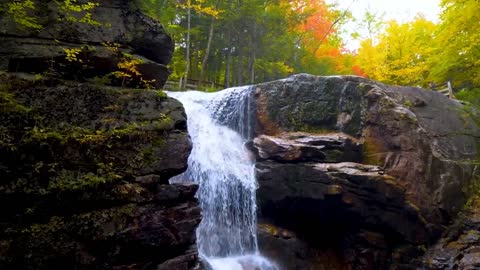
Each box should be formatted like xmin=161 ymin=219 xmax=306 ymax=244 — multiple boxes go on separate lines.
xmin=0 ymin=73 xmax=196 ymax=269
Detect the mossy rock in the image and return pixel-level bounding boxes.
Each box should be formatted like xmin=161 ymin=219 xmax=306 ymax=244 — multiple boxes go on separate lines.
xmin=0 ymin=72 xmax=191 ymax=232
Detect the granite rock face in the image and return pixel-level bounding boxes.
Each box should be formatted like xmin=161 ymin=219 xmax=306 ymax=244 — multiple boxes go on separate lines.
xmin=249 ymin=74 xmax=480 ymax=269
xmin=0 ymin=0 xmax=173 ymax=88
xmin=0 ymin=74 xmax=200 ymax=269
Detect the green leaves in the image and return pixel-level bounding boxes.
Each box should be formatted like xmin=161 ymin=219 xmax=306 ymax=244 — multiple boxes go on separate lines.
xmin=2 ymin=0 xmax=42 ymax=29
xmin=2 ymin=0 xmax=102 ymax=29
xmin=55 ymin=0 xmax=101 ymax=26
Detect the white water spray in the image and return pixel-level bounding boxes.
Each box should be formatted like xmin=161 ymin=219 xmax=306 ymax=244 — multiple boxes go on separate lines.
xmin=168 ymin=87 xmax=277 ymax=270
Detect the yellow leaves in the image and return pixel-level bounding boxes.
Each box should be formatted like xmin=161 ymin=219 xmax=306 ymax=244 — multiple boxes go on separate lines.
xmin=102 ymin=42 xmax=121 ymax=53
xmin=63 ymin=48 xmax=83 ymax=63
xmin=117 ymin=57 xmax=143 ymax=77
xmin=177 ymin=0 xmax=221 ymax=17
xmin=111 ymin=54 xmax=156 ymax=88
xmin=356 ymin=17 xmax=437 ymax=87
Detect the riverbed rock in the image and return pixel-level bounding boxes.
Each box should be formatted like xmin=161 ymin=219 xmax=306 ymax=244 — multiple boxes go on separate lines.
xmin=258 ymin=223 xmax=348 ymax=270
xmin=250 ymin=74 xmax=480 ymax=269
xmin=0 ymin=73 xmax=199 ymax=269
xmin=0 ymin=0 xmax=173 ymax=88
xmin=422 ymin=199 xmax=480 ymax=269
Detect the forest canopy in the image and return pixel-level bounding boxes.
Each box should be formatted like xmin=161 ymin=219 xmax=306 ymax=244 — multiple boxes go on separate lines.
xmin=135 ymin=0 xmax=479 ymax=106
xmin=1 ymin=0 xmax=478 ymax=105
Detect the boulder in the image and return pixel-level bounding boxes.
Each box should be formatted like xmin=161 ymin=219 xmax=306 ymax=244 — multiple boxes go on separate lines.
xmin=253 ymin=74 xmax=479 ymax=225
xmin=250 ymin=74 xmax=480 ymax=269
xmin=0 ymin=0 xmax=173 ymax=88
xmin=0 ymin=73 xmax=199 ymax=269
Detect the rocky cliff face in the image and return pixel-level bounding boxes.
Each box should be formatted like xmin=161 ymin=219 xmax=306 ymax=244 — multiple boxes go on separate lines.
xmin=0 ymin=0 xmax=172 ymax=88
xmin=248 ymin=74 xmax=480 ymax=269
xmin=0 ymin=2 xmax=203 ymax=269
xmin=0 ymin=73 xmax=199 ymax=269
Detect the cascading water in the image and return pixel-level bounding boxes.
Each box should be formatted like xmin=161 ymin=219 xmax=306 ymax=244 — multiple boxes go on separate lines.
xmin=168 ymin=87 xmax=277 ymax=270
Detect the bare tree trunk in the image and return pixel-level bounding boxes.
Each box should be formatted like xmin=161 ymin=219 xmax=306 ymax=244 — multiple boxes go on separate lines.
xmin=249 ymin=23 xmax=256 ymax=84
xmin=249 ymin=46 xmax=255 ymax=84
xmin=237 ymin=47 xmax=243 ymax=86
xmin=224 ymin=47 xmax=231 ymax=88
xmin=184 ymin=2 xmax=191 ymax=90
xmin=200 ymin=0 xmax=221 ymax=83
xmin=200 ymin=18 xmax=215 ymax=83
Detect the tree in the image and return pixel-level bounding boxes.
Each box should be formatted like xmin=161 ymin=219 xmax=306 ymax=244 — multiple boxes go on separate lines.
xmin=356 ymin=16 xmax=437 ymax=87
xmin=177 ymin=0 xmax=220 ymax=89
xmin=429 ymin=0 xmax=480 ymax=89
xmin=0 ymin=0 xmax=101 ymax=29
xmin=137 ymin=0 xmax=354 ymax=89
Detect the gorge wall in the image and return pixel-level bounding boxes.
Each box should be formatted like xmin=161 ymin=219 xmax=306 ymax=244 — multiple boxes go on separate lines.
xmin=0 ymin=1 xmax=203 ymax=269
xmin=0 ymin=73 xmax=200 ymax=269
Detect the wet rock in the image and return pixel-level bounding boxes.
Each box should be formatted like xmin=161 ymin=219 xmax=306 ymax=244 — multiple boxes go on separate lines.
xmin=422 ymin=200 xmax=480 ymax=269
xmin=258 ymin=223 xmax=347 ymax=270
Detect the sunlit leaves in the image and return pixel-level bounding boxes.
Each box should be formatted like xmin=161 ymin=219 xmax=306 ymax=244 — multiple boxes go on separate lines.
xmin=356 ymin=17 xmax=437 ymax=86
xmin=55 ymin=0 xmax=101 ymax=26
xmin=2 ymin=0 xmax=42 ymax=29
xmin=430 ymin=0 xmax=480 ymax=88
xmin=1 ymin=0 xmax=102 ymax=29
xmin=176 ymin=0 xmax=222 ymax=17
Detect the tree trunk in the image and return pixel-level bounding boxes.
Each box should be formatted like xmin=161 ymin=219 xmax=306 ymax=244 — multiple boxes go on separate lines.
xmin=184 ymin=2 xmax=191 ymax=90
xmin=249 ymin=23 xmax=256 ymax=84
xmin=200 ymin=19 xmax=215 ymax=83
xmin=249 ymin=47 xmax=255 ymax=84
xmin=224 ymin=47 xmax=231 ymax=88
xmin=200 ymin=0 xmax=221 ymax=83
xmin=237 ymin=46 xmax=243 ymax=86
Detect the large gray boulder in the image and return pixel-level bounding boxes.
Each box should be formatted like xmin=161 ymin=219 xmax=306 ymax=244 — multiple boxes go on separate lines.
xmin=249 ymin=74 xmax=480 ymax=269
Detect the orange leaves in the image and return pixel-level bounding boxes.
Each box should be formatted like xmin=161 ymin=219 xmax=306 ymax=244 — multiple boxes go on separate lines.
xmin=352 ymin=65 xmax=366 ymax=77
xmin=290 ymin=0 xmax=351 ymax=73
xmin=297 ymin=0 xmax=332 ymax=43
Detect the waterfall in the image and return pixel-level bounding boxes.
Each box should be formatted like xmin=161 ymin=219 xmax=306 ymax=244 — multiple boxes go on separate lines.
xmin=168 ymin=87 xmax=277 ymax=270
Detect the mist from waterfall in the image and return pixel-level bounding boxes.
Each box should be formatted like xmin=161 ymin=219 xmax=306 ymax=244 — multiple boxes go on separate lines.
xmin=167 ymin=87 xmax=277 ymax=270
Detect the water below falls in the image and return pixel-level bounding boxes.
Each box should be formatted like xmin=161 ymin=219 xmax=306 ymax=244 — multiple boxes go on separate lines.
xmin=168 ymin=87 xmax=277 ymax=270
